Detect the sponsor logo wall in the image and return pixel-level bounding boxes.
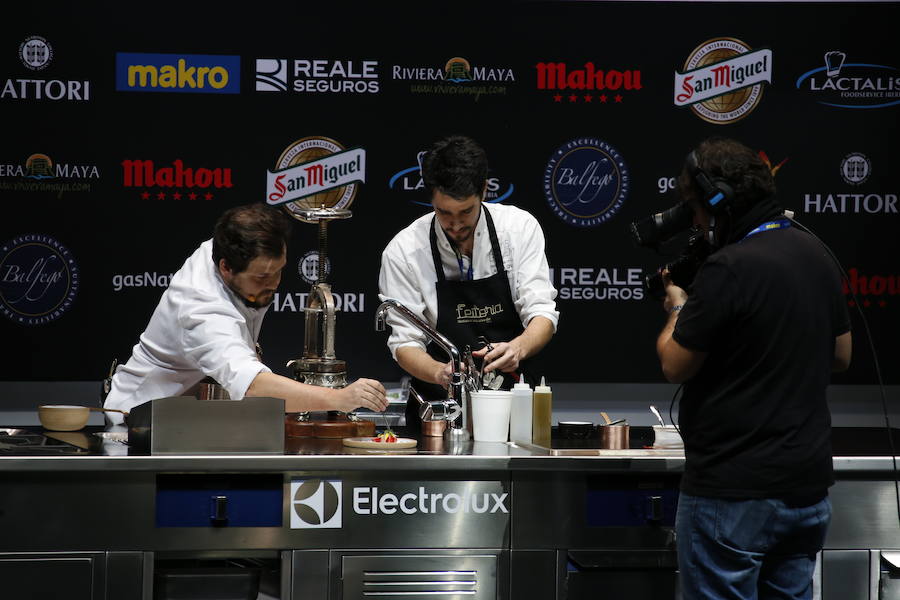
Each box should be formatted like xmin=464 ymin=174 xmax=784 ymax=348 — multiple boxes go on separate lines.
xmin=2 ymin=3 xmax=897 ymax=385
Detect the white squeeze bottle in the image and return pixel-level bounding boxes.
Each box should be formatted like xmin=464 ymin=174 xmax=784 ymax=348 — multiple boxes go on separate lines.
xmin=532 ymin=376 xmax=553 ymax=447
xmin=510 ymin=374 xmax=533 ymax=444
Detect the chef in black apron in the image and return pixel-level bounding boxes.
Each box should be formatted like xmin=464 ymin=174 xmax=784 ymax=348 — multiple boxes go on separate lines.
xmin=377 ymin=136 xmax=558 ymax=435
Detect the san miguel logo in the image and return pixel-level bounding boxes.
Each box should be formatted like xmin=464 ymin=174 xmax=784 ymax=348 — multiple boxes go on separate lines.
xmin=2 ymin=36 xmax=90 ymax=101
xmin=122 ymin=159 xmax=234 ymax=200
xmin=543 ymin=138 xmax=629 ymax=227
xmin=536 ymin=62 xmax=642 ymax=103
xmin=796 ymin=51 xmax=900 ymax=109
xmin=0 ymin=234 xmax=79 ymax=325
xmin=266 ymin=137 xmax=366 ymax=222
xmin=115 ymin=53 xmax=240 ymax=94
xmin=388 ymin=150 xmax=514 ymax=206
xmin=674 ymin=38 xmax=773 ymax=124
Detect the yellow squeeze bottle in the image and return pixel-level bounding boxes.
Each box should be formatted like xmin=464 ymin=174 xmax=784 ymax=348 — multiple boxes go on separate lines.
xmin=532 ymin=376 xmax=553 ymax=447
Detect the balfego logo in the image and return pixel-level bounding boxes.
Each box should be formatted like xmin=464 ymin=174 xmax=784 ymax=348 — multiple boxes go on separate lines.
xmin=0 ymin=234 xmax=79 ymax=325
xmin=674 ymin=38 xmax=773 ymax=124
xmin=266 ymin=137 xmax=366 ymax=222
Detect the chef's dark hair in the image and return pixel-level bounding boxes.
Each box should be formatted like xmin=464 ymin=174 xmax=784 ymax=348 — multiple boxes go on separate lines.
xmin=212 ymin=203 xmax=291 ymax=274
xmin=676 ymin=137 xmax=775 ymax=216
xmin=421 ymin=135 xmax=488 ymax=200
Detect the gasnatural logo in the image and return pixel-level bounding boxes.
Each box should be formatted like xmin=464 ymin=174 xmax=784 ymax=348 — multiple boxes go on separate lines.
xmin=795 ymin=51 xmax=900 ymax=109
xmin=291 ymin=479 xmax=342 ymax=529
xmin=112 ymin=272 xmax=174 ymax=292
xmin=843 ymin=268 xmax=898 ymax=308
xmin=0 ymin=234 xmax=79 ymax=325
xmin=536 ymin=62 xmax=642 ymax=104
xmin=255 ymin=59 xmax=379 ymax=94
xmin=456 ymin=302 xmax=504 ymax=324
xmin=551 ymin=267 xmax=645 ymax=301
xmin=2 ymin=36 xmax=90 ymax=101
xmin=804 ymin=155 xmax=895 ymax=214
xmin=674 ymin=38 xmax=772 ymax=124
xmin=388 ymin=150 xmax=514 ymax=206
xmin=298 ymin=251 xmax=332 ymax=285
xmin=115 ymin=53 xmax=240 ymax=94
xmin=392 ymin=57 xmax=514 ymax=99
xmin=543 ymin=138 xmax=629 ymax=227
xmin=19 ymin=36 xmax=53 ymax=70
xmin=840 ymin=152 xmax=871 ymax=185
xmin=0 ymin=153 xmax=100 ymax=197
xmin=122 ymin=159 xmax=233 ymax=200
xmin=266 ymin=137 xmax=366 ymax=222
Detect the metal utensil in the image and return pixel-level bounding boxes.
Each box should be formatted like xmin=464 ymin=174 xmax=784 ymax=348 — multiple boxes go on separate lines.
xmin=649 ymin=405 xmax=667 ymax=428
xmin=600 ymin=411 xmax=612 ymax=425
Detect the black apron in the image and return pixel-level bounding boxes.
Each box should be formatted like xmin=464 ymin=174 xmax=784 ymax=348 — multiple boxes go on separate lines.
xmin=406 ymin=206 xmax=540 ymax=433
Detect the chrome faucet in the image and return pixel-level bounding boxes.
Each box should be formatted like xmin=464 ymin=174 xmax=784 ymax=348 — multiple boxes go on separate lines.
xmin=375 ymin=299 xmax=469 ymax=441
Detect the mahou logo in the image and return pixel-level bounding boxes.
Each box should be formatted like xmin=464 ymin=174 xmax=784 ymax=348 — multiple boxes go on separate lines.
xmin=843 ymin=268 xmax=898 ymax=308
xmin=535 ymin=62 xmax=642 ymax=104
xmin=122 ymin=159 xmax=233 ymax=200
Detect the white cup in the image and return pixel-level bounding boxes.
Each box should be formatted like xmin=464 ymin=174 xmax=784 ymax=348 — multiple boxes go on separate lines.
xmin=470 ymin=390 xmax=512 ymax=442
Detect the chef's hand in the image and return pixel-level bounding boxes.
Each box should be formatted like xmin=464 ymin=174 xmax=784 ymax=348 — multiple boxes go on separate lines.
xmin=473 ymin=341 xmax=523 ymax=375
xmin=434 ymin=361 xmax=453 ymax=389
xmin=662 ymin=268 xmax=689 ymax=314
xmin=336 ymin=378 xmax=388 ymax=412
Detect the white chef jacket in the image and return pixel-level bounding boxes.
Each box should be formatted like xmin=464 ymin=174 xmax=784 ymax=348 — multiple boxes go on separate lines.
xmin=378 ymin=202 xmax=559 ymax=360
xmin=103 ymin=239 xmax=271 ymax=424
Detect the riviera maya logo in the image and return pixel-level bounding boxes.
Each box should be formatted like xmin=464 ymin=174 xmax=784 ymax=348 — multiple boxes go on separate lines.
xmin=392 ymin=56 xmax=515 ymax=99
xmin=543 ymin=138 xmax=629 ymax=227
xmin=290 ymin=479 xmax=342 ymax=529
xmin=795 ymin=50 xmax=900 ymax=109
xmin=388 ymin=150 xmax=514 ymax=206
xmin=266 ymin=136 xmax=366 ymax=223
xmin=0 ymin=234 xmax=79 ymax=325
xmin=674 ymin=37 xmax=773 ymax=124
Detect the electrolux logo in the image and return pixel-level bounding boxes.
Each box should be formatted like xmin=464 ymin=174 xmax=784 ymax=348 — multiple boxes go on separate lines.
xmin=803 ymin=154 xmax=896 ymax=214
xmin=535 ymin=62 xmax=642 ymax=104
xmin=0 ymin=234 xmax=79 ymax=325
xmin=543 ymin=138 xmax=629 ymax=227
xmin=121 ymin=159 xmax=234 ymax=200
xmin=255 ymin=59 xmax=379 ymax=94
xmin=550 ymin=266 xmax=645 ymax=301
xmin=291 ymin=479 xmax=342 ymax=529
xmin=795 ymin=51 xmax=900 ymax=109
xmin=674 ymin=38 xmax=772 ymax=124
xmin=2 ymin=36 xmax=90 ymax=101
xmin=392 ymin=57 xmax=515 ymax=99
xmin=115 ymin=53 xmax=240 ymax=94
xmin=388 ymin=150 xmax=514 ymax=206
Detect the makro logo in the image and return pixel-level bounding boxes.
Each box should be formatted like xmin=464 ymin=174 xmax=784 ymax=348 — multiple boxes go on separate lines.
xmin=255 ymin=59 xmax=379 ymax=94
xmin=675 ymin=38 xmax=772 ymax=124
xmin=273 ymin=291 xmax=366 ymax=313
xmin=551 ymin=267 xmax=644 ymax=301
xmin=0 ymin=234 xmax=79 ymax=325
xmin=112 ymin=272 xmax=173 ymax=292
xmin=804 ymin=154 xmax=896 ymax=214
xmin=122 ymin=159 xmax=234 ymax=200
xmin=843 ymin=268 xmax=898 ymax=308
xmin=266 ymin=137 xmax=366 ymax=221
xmin=543 ymin=138 xmax=629 ymax=227
xmin=388 ymin=150 xmax=514 ymax=206
xmin=291 ymin=479 xmax=342 ymax=529
xmin=2 ymin=36 xmax=90 ymax=101
xmin=796 ymin=51 xmax=900 ymax=109
xmin=536 ymin=62 xmax=642 ymax=104
xmin=0 ymin=153 xmax=100 ymax=197
xmin=115 ymin=53 xmax=240 ymax=94
xmin=392 ymin=57 xmax=515 ymax=99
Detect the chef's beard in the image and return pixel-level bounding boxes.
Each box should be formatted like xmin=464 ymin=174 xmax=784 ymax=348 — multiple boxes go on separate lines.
xmin=229 ymin=283 xmax=276 ymax=309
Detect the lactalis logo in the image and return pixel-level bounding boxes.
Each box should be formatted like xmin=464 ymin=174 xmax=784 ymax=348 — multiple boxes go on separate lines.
xmin=291 ymin=479 xmax=342 ymax=529
xmin=456 ymin=302 xmax=504 ymax=324
xmin=388 ymin=150 xmax=514 ymax=206
xmin=115 ymin=53 xmax=240 ymax=94
xmin=796 ymin=51 xmax=900 ymax=109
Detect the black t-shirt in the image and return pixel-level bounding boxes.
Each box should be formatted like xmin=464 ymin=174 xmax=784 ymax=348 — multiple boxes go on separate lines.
xmin=673 ymin=225 xmax=851 ymax=499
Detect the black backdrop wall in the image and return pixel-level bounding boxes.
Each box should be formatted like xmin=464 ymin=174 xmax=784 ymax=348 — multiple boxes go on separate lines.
xmin=2 ymin=1 xmax=898 ymax=390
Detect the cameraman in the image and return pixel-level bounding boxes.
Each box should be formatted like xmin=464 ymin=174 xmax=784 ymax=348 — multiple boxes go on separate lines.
xmin=655 ymin=137 xmax=852 ymax=600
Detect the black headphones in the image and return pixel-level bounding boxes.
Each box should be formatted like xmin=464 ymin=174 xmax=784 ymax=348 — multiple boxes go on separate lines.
xmin=686 ymin=150 xmax=736 ymax=216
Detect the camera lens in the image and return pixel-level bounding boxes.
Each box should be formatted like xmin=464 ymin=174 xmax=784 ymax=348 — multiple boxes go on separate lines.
xmin=630 ymin=201 xmax=694 ymax=247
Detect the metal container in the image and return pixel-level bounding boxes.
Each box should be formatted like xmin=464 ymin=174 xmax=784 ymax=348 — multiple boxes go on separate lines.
xmin=599 ymin=424 xmax=630 ymax=449
xmin=421 ymin=420 xmax=447 ymax=437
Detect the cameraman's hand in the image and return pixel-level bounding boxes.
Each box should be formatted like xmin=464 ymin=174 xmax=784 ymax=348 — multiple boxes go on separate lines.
xmin=662 ymin=269 xmax=689 ymax=314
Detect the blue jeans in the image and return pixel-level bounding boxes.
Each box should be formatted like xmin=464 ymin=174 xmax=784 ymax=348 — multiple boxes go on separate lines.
xmin=676 ymin=492 xmax=831 ymax=600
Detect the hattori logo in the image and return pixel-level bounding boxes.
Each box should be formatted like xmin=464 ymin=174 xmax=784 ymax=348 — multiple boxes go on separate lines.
xmin=796 ymin=51 xmax=900 ymax=109
xmin=19 ymin=36 xmax=53 ymax=70
xmin=298 ymin=251 xmax=332 ymax=285
xmin=291 ymin=479 xmax=342 ymax=529
xmin=273 ymin=291 xmax=365 ymax=313
xmin=840 ymin=152 xmax=871 ymax=185
xmin=2 ymin=37 xmax=90 ymax=101
xmin=536 ymin=62 xmax=642 ymax=104
xmin=0 ymin=234 xmax=79 ymax=325
xmin=255 ymin=59 xmax=379 ymax=94
xmin=388 ymin=150 xmax=514 ymax=206
xmin=804 ymin=154 xmax=896 ymax=214
xmin=544 ymin=138 xmax=629 ymax=227
xmin=674 ymin=38 xmax=772 ymax=124
xmin=115 ymin=53 xmax=240 ymax=94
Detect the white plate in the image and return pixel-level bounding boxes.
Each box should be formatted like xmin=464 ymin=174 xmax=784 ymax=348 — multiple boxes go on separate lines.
xmin=342 ymin=436 xmax=417 ymax=449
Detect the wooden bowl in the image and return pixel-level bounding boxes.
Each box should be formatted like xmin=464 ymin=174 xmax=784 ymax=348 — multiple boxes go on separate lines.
xmin=38 ymin=405 xmax=90 ymax=431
